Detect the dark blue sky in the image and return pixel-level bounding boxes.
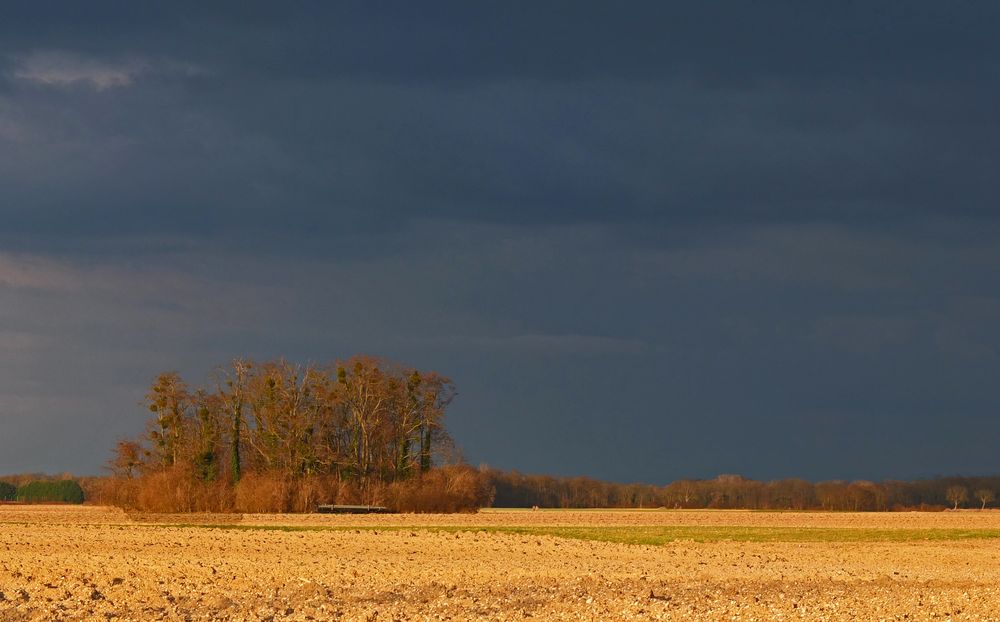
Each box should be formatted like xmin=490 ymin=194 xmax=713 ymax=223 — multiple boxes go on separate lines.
xmin=1 ymin=2 xmax=998 ymax=481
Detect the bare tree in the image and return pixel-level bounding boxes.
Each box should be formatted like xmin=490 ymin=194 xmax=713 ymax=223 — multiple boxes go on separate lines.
xmin=336 ymin=356 xmax=390 ymax=484
xmin=190 ymin=390 xmax=224 ymax=482
xmin=145 ymin=372 xmax=190 ymax=467
xmin=108 ymin=440 xmax=144 ymax=479
xmin=976 ymin=489 xmax=995 ymax=510
xmin=946 ymin=485 xmax=969 ymax=510
xmin=413 ymin=371 xmax=456 ymax=473
xmin=218 ymin=359 xmax=252 ymax=483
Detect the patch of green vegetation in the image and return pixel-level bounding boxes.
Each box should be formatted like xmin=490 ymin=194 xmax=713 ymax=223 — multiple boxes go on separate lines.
xmin=467 ymin=526 xmax=1000 ymax=544
xmin=15 ymin=480 xmax=85 ymax=504
xmin=130 ymin=522 xmax=1000 ymax=544
xmin=0 ymin=481 xmax=16 ymax=501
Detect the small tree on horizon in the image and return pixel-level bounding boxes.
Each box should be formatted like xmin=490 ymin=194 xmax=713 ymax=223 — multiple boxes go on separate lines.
xmin=976 ymin=489 xmax=995 ymax=510
xmin=946 ymin=485 xmax=969 ymax=510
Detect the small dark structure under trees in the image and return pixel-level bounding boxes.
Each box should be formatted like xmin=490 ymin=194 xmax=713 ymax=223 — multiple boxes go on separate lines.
xmin=317 ymin=504 xmax=392 ymax=514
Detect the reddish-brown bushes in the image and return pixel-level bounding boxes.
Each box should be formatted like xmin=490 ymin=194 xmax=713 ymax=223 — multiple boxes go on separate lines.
xmin=92 ymin=465 xmax=492 ymax=514
xmin=91 ymin=468 xmax=233 ymax=513
xmin=385 ymin=465 xmax=495 ymax=513
xmin=233 ymin=474 xmax=342 ymax=513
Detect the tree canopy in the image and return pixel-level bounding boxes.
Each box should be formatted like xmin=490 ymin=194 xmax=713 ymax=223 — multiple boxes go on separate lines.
xmin=102 ymin=356 xmax=484 ymax=512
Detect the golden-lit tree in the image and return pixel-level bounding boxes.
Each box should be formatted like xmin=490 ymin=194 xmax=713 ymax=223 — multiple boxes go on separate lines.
xmin=217 ymin=358 xmax=252 ymax=483
xmin=145 ymin=372 xmax=190 ymax=468
xmin=108 ymin=440 xmax=144 ymax=479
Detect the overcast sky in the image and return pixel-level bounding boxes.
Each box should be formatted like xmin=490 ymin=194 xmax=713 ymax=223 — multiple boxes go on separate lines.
xmin=1 ymin=2 xmax=998 ymax=482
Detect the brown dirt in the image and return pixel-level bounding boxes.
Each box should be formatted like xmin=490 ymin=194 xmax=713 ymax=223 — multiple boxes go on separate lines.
xmin=2 ymin=506 xmax=999 ymax=621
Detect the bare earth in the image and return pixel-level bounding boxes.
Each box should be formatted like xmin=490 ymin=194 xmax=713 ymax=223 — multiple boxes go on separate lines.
xmin=2 ymin=506 xmax=1000 ymax=621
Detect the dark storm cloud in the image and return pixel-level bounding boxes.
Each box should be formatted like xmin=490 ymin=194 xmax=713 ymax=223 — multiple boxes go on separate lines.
xmin=1 ymin=2 xmax=998 ymax=480
xmin=2 ymin=1 xmax=999 ymax=245
xmin=4 ymin=2 xmax=999 ymax=83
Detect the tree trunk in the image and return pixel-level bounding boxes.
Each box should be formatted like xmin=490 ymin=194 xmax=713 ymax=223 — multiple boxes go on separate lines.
xmin=231 ymin=409 xmax=242 ymax=484
xmin=420 ymin=426 xmax=432 ymax=472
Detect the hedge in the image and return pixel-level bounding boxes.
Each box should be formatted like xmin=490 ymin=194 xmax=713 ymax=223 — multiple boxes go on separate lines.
xmin=0 ymin=481 xmax=15 ymax=501
xmin=15 ymin=480 xmax=85 ymax=504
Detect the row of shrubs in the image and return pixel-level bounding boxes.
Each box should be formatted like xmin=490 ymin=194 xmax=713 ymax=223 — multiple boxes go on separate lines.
xmin=0 ymin=479 xmax=85 ymax=504
xmin=90 ymin=465 xmax=494 ymax=513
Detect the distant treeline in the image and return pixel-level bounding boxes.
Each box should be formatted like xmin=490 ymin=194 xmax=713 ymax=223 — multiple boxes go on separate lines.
xmin=3 ymin=470 xmax=998 ymax=512
xmin=485 ymin=471 xmax=999 ymax=511
xmin=0 ymin=477 xmax=84 ymax=504
xmin=96 ymin=357 xmax=494 ymax=513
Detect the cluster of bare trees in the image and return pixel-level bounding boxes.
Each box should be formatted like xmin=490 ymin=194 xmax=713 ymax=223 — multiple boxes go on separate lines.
xmin=115 ymin=356 xmax=454 ymax=484
xmin=101 ymin=356 xmax=495 ymax=512
xmin=486 ymin=472 xmax=1000 ymax=511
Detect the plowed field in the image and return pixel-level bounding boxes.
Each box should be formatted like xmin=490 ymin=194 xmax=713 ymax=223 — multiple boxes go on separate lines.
xmin=2 ymin=506 xmax=999 ymax=621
